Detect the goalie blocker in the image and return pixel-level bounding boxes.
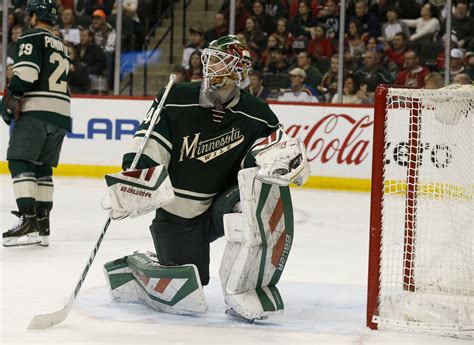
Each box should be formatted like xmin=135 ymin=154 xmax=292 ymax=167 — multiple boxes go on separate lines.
xmin=104 ymin=167 xmax=294 ymax=321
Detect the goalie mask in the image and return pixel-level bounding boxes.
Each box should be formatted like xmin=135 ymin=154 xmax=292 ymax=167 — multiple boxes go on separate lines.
xmin=201 ymin=35 xmax=254 ymax=92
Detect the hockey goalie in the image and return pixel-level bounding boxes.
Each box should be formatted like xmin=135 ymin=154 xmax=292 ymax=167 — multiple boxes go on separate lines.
xmin=102 ymin=35 xmax=310 ymax=321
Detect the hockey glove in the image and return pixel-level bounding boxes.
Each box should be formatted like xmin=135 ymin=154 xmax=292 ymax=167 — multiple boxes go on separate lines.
xmin=1 ymin=91 xmax=22 ymax=125
xmin=102 ymin=166 xmax=175 ymax=220
xmin=252 ymin=131 xmax=310 ymax=187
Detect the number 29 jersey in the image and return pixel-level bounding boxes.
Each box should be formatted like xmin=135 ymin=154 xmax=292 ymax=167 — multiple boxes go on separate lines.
xmin=9 ymin=28 xmax=71 ymax=131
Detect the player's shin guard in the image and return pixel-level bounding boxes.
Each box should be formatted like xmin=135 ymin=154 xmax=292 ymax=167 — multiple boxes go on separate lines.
xmin=36 ymin=167 xmax=53 ymax=247
xmin=104 ymin=252 xmax=208 ymax=314
xmin=219 ymin=168 xmax=294 ymax=321
xmin=9 ymin=160 xmax=38 ymax=215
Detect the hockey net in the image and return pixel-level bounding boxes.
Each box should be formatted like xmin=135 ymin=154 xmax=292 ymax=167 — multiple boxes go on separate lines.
xmin=367 ymin=84 xmax=474 ymax=337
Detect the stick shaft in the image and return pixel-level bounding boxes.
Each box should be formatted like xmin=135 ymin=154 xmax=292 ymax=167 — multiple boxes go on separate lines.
xmin=27 ymin=75 xmax=176 ymax=330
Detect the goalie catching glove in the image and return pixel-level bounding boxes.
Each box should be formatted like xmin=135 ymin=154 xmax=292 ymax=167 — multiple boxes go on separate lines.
xmin=252 ymin=129 xmax=310 ymax=186
xmin=102 ymin=166 xmax=175 ymax=220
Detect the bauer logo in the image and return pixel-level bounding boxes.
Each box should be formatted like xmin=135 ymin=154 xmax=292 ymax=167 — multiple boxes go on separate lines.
xmin=120 ymin=186 xmax=152 ymax=198
xmin=67 ymin=118 xmax=140 ymax=140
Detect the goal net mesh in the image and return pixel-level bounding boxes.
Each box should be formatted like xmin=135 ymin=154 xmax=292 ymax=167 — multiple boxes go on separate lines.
xmin=375 ymin=85 xmax=474 ymax=335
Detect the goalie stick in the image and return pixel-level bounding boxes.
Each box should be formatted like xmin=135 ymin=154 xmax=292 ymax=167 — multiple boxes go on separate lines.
xmin=27 ymin=74 xmax=177 ymax=330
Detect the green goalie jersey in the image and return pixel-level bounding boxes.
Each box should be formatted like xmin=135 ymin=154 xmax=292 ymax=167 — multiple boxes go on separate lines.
xmin=123 ymin=82 xmax=280 ymax=219
xmin=9 ymin=28 xmax=71 ymax=131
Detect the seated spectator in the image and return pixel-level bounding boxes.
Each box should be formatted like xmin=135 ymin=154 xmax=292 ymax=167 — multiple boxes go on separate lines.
xmin=331 ymin=74 xmax=364 ymax=104
xmin=289 ymin=0 xmax=320 ymax=19
xmin=245 ymin=71 xmax=270 ymax=99
xmin=451 ymin=0 xmax=474 ymax=49
xmin=316 ymin=0 xmax=340 ymax=40
xmin=205 ymin=12 xmax=228 ymax=43
xmin=220 ymin=0 xmax=249 ymax=34
xmin=380 ymin=6 xmax=410 ymax=42
xmin=319 ymin=54 xmax=341 ymax=102
xmin=453 ymin=73 xmax=472 ymax=85
xmin=354 ymin=50 xmax=393 ymax=100
xmin=274 ymin=18 xmax=294 ymax=51
xmin=112 ymin=0 xmax=145 ymax=51
xmin=383 ymin=32 xmax=408 ymax=77
xmin=352 ymin=0 xmax=381 ymax=38
xmin=182 ymin=26 xmax=208 ymax=69
xmin=277 ymin=68 xmax=319 ymax=103
xmin=394 ymin=49 xmax=430 ymax=88
xmin=185 ymin=51 xmax=203 ymax=82
xmin=77 ymin=28 xmax=107 ymax=77
xmin=85 ymin=0 xmax=114 ymax=15
xmin=346 ymin=18 xmax=366 ymax=57
xmin=244 ymin=16 xmax=267 ymax=57
xmin=89 ymin=8 xmax=116 ymax=88
xmin=366 ymin=35 xmax=383 ymax=52
xmin=252 ymin=0 xmax=276 ymax=35
xmin=263 ymin=47 xmax=291 ymax=90
xmin=402 ymin=3 xmax=440 ymax=42
xmin=346 ymin=47 xmax=364 ymax=73
xmin=435 ymin=32 xmax=459 ymax=70
xmin=59 ymin=8 xmax=81 ymax=45
xmin=171 ymin=65 xmax=187 ymax=83
xmin=289 ymin=0 xmax=317 ymax=39
xmin=307 ymin=24 xmax=333 ymax=60
xmin=90 ymin=9 xmax=116 ymax=53
xmin=264 ymin=0 xmax=289 ymax=18
xmin=464 ymin=51 xmax=474 ymax=81
xmin=424 ymin=72 xmax=444 ymax=89
xmin=258 ymin=34 xmax=284 ymax=69
xmin=66 ymin=43 xmax=89 ymax=94
xmin=7 ymin=25 xmax=23 ymax=59
xmin=296 ymin=51 xmax=322 ymax=91
xmin=444 ymin=48 xmax=466 ymax=82
xmin=265 ymin=46 xmax=290 ymax=74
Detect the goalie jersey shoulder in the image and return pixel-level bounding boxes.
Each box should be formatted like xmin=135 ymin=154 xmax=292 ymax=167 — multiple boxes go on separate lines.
xmin=232 ymin=89 xmax=280 ymax=130
xmin=161 ymin=82 xmax=201 ymax=106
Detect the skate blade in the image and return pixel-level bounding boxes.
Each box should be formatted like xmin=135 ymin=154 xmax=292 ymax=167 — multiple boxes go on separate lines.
xmin=225 ymin=308 xmax=268 ymax=323
xmin=3 ymin=233 xmax=41 ymax=247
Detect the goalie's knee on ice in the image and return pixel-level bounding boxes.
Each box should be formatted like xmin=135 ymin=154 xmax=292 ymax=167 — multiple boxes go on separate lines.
xmin=104 ymin=252 xmax=208 ymax=314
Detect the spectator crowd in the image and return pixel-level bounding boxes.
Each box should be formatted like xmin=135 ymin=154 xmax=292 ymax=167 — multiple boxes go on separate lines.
xmin=2 ymin=0 xmax=156 ymax=93
xmin=3 ymin=0 xmax=474 ymax=102
xmin=175 ymin=0 xmax=474 ymax=104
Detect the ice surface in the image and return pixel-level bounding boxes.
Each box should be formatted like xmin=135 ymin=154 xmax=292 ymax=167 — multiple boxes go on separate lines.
xmin=0 ymin=176 xmax=464 ymax=344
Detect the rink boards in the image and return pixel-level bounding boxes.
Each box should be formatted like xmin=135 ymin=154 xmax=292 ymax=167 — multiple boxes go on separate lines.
xmin=0 ymin=96 xmax=374 ymax=192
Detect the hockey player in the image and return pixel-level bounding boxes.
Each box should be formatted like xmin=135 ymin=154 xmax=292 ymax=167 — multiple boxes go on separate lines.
xmin=1 ymin=0 xmax=71 ymax=247
xmin=103 ymin=35 xmax=310 ymax=320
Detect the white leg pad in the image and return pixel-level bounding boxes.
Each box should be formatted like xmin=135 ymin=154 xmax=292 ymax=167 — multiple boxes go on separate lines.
xmin=219 ymin=167 xmax=294 ymax=320
xmin=104 ymin=253 xmax=208 ymax=314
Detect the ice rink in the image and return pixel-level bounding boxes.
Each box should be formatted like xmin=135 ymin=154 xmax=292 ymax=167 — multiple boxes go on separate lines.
xmin=0 ymin=175 xmax=467 ymax=344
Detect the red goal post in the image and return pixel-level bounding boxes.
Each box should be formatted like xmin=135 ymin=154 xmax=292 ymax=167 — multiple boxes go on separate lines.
xmin=366 ymin=84 xmax=474 ymax=337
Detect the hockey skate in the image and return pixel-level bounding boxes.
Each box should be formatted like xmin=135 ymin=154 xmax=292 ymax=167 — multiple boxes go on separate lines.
xmin=2 ymin=211 xmax=40 ymax=247
xmin=36 ymin=208 xmax=50 ymax=247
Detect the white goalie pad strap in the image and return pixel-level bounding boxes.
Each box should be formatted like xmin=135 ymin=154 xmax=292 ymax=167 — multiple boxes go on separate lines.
xmin=104 ymin=253 xmax=208 ymax=314
xmin=252 ymin=129 xmax=310 ymax=187
xmin=103 ymin=166 xmax=175 ymax=220
xmin=219 ymin=167 xmax=294 ymax=318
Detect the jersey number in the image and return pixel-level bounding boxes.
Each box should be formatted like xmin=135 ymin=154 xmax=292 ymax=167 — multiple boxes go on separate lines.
xmin=48 ymin=52 xmax=69 ymax=93
xmin=19 ymin=43 xmax=33 ymax=56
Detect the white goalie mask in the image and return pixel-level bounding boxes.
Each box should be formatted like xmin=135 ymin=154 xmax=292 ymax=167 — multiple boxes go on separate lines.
xmin=201 ymin=35 xmax=253 ymax=92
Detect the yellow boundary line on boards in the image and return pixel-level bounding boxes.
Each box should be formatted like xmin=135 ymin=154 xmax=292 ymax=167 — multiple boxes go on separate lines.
xmin=0 ymin=162 xmax=371 ymax=192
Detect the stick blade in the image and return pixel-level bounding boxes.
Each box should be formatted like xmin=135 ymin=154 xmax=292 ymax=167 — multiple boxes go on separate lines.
xmin=27 ymin=303 xmax=72 ymax=330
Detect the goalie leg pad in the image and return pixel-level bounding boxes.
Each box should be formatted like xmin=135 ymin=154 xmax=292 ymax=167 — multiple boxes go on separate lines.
xmin=104 ymin=252 xmax=208 ymax=314
xmin=219 ymin=167 xmax=294 ymax=320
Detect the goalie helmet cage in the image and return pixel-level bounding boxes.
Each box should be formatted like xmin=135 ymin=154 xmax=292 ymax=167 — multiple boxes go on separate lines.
xmin=366 ymin=84 xmax=474 ymax=337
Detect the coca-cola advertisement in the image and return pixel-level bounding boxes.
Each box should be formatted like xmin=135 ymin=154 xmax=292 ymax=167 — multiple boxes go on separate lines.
xmin=270 ymin=103 xmax=374 ymax=179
